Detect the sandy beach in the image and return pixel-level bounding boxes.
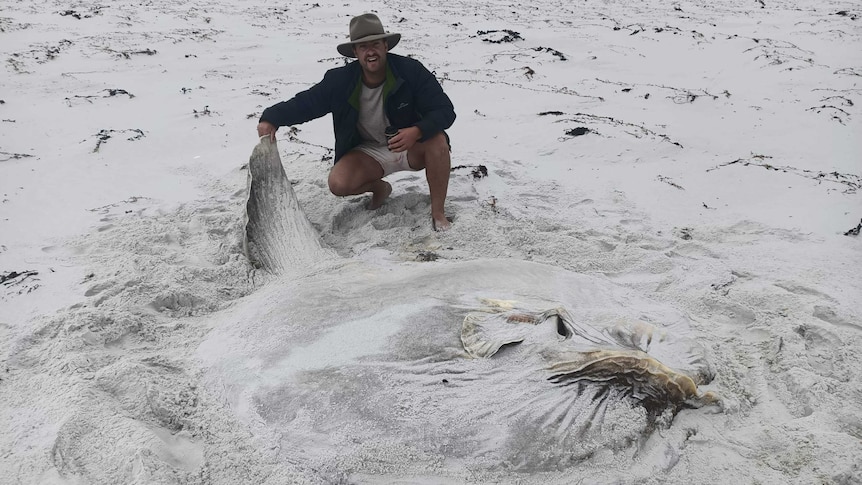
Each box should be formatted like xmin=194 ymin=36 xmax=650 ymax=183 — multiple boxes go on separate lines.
xmin=1 ymin=0 xmax=861 ymax=483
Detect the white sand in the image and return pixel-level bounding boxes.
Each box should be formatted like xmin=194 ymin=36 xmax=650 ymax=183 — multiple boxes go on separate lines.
xmin=1 ymin=0 xmax=861 ymax=483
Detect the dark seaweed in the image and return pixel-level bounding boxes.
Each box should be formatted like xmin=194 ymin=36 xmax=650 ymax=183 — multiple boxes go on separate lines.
xmin=477 ymin=29 xmax=523 ymax=43
xmin=565 ymin=127 xmax=590 ymax=137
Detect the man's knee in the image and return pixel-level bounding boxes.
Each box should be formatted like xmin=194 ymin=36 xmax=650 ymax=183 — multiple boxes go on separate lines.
xmin=423 ymin=132 xmax=450 ymax=160
xmin=328 ymin=171 xmax=351 ymax=196
xmin=408 ymin=133 xmax=449 ymax=171
xmin=428 ymin=131 xmax=449 ymax=150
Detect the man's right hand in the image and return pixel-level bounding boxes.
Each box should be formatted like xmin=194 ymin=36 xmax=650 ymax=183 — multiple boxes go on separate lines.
xmin=257 ymin=121 xmax=277 ymax=142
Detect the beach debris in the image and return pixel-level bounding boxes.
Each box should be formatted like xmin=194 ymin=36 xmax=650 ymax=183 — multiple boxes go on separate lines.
xmin=595 ymin=78 xmax=728 ymax=103
xmin=6 ymin=57 xmax=24 ymax=72
xmin=284 ymin=126 xmax=333 ymax=152
xmin=416 ymin=251 xmax=439 ymax=262
xmin=42 ymin=40 xmax=73 ymax=61
xmin=91 ymin=129 xmax=145 ymax=152
xmin=557 ymin=112 xmax=683 ymax=146
xmin=651 ymin=25 xmax=701 ymax=38
xmin=741 ymin=37 xmax=815 ymax=69
xmin=451 ymin=164 xmax=488 ymax=180
xmin=1 ymin=270 xmax=40 ymax=294
xmin=0 ymin=17 xmax=32 ymax=33
xmin=59 ymin=8 xmax=103 ymax=19
xmin=538 ymin=111 xmax=565 ymax=116
xmin=657 ymin=175 xmax=685 ymax=190
xmin=707 ymin=155 xmax=861 ymax=193
xmin=65 ymin=88 xmax=135 ymax=106
xmin=164 ymin=28 xmax=222 ymax=43
xmin=193 ymin=106 xmax=213 ymax=117
xmin=88 ymin=196 xmax=149 ymax=214
xmin=442 ymin=75 xmax=602 ymax=101
xmin=675 ymin=227 xmax=694 ymax=240
xmin=807 ymin=103 xmax=851 ymax=124
xmin=565 ymin=127 xmax=590 ymax=137
xmin=205 ymin=69 xmax=234 ymax=80
xmin=711 ymin=275 xmax=736 ymax=295
xmin=0 ymin=151 xmax=34 ymax=162
xmin=7 ymin=40 xmax=73 ymax=72
xmin=105 ymin=88 xmax=133 ymax=97
xmin=317 ymin=56 xmax=351 ymax=66
xmin=476 ymin=29 xmax=523 ymax=43
xmin=0 ymin=270 xmax=38 ymax=285
xmin=603 ymin=17 xmax=659 ymax=36
xmin=533 ymin=46 xmax=567 ymax=60
xmin=834 ymin=67 xmax=861 ymax=77
xmin=105 ymin=48 xmax=158 ymax=59
xmin=844 ymin=219 xmax=861 ymax=236
xmin=488 ymin=46 xmax=568 ymax=64
xmin=817 ymin=95 xmax=854 ymax=107
xmin=523 ymin=66 xmax=535 ymax=79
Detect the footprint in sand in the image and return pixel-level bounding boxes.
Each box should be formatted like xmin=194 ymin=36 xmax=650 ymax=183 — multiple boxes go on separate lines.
xmin=775 ymin=282 xmax=836 ymax=302
xmin=795 ymin=323 xmax=843 ymax=376
xmin=813 ymin=305 xmax=861 ymax=332
xmin=703 ymin=299 xmax=757 ymax=326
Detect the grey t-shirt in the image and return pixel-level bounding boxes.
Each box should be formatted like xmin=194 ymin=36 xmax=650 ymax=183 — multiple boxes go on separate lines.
xmin=357 ymin=83 xmax=390 ymax=146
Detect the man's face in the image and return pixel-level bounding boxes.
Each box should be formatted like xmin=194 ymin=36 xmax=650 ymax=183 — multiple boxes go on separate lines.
xmin=354 ymin=39 xmax=387 ymax=75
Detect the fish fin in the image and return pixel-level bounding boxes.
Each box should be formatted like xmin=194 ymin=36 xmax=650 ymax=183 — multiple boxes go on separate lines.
xmin=244 ymin=137 xmax=332 ymax=275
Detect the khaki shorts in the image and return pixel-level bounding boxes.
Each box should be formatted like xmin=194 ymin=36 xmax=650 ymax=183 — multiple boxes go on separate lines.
xmin=355 ymin=142 xmax=418 ymax=177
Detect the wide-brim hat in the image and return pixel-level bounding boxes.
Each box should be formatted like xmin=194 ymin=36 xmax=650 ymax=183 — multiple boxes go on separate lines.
xmin=337 ymin=13 xmax=401 ymax=58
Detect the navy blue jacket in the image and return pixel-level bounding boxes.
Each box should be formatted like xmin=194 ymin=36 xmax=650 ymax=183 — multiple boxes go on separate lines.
xmin=260 ymin=53 xmax=456 ymax=162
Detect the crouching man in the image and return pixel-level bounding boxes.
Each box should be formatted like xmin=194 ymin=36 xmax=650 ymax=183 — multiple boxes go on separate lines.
xmin=257 ymin=13 xmax=456 ymax=231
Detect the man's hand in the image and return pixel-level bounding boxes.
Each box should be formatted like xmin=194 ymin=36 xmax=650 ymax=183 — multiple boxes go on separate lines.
xmin=388 ymin=126 xmax=422 ymax=153
xmin=257 ymin=121 xmax=277 ymax=142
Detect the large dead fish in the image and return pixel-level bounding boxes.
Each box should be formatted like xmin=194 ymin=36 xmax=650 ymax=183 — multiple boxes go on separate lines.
xmin=222 ymin=137 xmax=724 ymax=477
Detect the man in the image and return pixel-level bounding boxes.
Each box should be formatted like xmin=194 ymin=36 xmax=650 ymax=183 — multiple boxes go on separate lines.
xmin=257 ymin=13 xmax=456 ymax=231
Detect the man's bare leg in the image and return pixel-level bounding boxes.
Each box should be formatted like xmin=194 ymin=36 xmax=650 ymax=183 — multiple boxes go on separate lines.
xmin=328 ymin=150 xmax=391 ymax=209
xmin=408 ymin=132 xmax=451 ymax=231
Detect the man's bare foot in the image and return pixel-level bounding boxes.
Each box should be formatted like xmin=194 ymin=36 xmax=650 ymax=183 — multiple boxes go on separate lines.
xmin=368 ymin=181 xmax=392 ymax=210
xmin=432 ymin=215 xmax=451 ymax=232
